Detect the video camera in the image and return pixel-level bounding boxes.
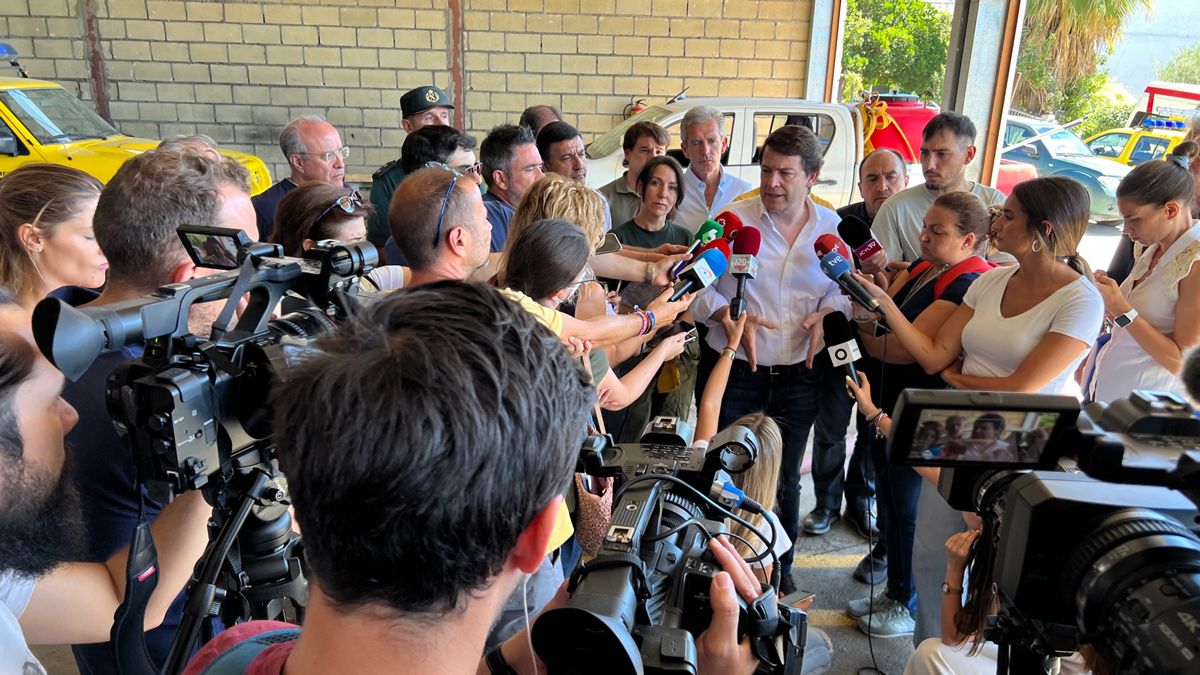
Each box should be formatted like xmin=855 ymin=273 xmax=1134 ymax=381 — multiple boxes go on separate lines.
xmin=887 ymin=389 xmax=1200 ymax=675
xmin=30 ymin=225 xmax=378 ymax=675
xmin=532 ymin=417 xmax=806 ymax=675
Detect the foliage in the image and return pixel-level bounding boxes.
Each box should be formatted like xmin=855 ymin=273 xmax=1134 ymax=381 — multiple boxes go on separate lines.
xmin=1013 ymin=0 xmax=1151 ymax=117
xmin=840 ymin=0 xmax=952 ymax=102
xmin=1157 ymin=43 xmax=1200 ymax=86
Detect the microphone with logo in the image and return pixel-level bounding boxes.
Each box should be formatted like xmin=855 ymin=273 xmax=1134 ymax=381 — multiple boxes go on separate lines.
xmin=818 ymin=251 xmax=883 ymax=315
xmin=673 ymin=220 xmax=725 ymax=278
xmin=814 ymin=232 xmax=854 ymax=264
xmin=728 ymin=226 xmax=761 ymax=320
xmin=714 ymin=210 xmax=744 ymax=243
xmin=822 ymin=311 xmax=863 ymax=386
xmin=837 ymin=215 xmax=885 ymax=267
xmin=670 ymin=247 xmax=728 ymax=302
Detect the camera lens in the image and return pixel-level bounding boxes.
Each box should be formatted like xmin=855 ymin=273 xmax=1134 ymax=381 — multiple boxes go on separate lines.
xmin=268 ymin=307 xmax=338 ymax=340
xmin=1062 ymin=508 xmax=1200 ymax=674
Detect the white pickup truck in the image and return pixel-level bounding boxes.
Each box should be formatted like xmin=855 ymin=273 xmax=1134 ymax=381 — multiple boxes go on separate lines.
xmin=585 ymin=97 xmax=866 ymax=207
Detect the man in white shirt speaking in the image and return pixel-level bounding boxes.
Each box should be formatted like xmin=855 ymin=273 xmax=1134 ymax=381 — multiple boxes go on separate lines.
xmin=691 ymin=125 xmax=852 ymax=593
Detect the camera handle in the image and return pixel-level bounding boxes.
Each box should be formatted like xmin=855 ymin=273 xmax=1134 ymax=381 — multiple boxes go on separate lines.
xmin=988 ymin=608 xmax=1077 ymax=675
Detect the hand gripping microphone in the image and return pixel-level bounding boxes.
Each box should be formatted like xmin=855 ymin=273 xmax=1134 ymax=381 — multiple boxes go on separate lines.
xmin=729 ymin=226 xmax=761 ymax=320
xmin=822 ymin=311 xmax=863 ymax=386
xmin=819 ymin=251 xmax=882 ymax=315
xmin=813 ymin=233 xmax=854 ymax=263
xmin=837 ymin=215 xmax=884 ymax=265
xmin=674 ymin=219 xmax=725 ymax=278
xmin=714 ymin=210 xmax=745 ymax=243
xmin=670 ymin=247 xmax=728 ymax=302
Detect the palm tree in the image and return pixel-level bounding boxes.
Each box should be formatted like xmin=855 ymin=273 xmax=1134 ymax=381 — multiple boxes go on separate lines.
xmin=1013 ymin=0 xmax=1150 ymax=114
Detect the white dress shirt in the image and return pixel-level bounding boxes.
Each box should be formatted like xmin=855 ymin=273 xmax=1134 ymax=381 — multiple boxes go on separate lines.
xmin=675 ymin=166 xmax=753 ymax=235
xmin=692 ymin=196 xmax=849 ymax=367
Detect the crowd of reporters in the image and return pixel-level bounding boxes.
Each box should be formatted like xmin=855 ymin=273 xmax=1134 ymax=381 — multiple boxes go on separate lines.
xmin=1 ymin=83 xmax=1199 ymax=674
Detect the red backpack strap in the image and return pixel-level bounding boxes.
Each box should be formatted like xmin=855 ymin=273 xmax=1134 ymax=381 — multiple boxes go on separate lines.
xmin=933 ymin=256 xmax=994 ymax=299
xmin=907 ymin=259 xmax=933 ymax=279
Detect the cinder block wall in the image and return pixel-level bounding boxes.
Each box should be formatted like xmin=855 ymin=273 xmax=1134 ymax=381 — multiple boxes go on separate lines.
xmin=0 ymin=0 xmax=811 ymax=179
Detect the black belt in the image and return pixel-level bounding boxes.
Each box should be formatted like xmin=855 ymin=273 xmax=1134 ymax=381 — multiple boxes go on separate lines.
xmin=731 ymin=359 xmax=810 ymax=379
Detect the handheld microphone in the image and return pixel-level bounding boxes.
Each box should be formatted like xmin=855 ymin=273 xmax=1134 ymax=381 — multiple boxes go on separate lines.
xmin=837 ymin=215 xmax=884 ymax=264
xmin=729 ymin=226 xmax=761 ymax=321
xmin=819 ymin=252 xmax=882 ymax=315
xmin=674 ymin=220 xmax=725 ymax=278
xmin=822 ymin=311 xmax=863 ymax=386
xmin=714 ymin=211 xmax=745 ymax=242
xmin=670 ymin=248 xmax=728 ymax=302
xmin=813 ymin=233 xmax=853 ymax=263
xmin=696 ymin=237 xmax=731 ymax=261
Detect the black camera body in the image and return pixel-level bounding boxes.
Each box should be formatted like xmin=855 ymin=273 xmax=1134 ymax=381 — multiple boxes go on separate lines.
xmin=887 ymin=389 xmax=1200 ymax=674
xmin=532 ymin=417 xmax=804 ymax=675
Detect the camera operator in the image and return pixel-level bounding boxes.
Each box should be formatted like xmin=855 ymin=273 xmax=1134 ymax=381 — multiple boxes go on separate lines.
xmin=63 ymin=148 xmax=259 ymax=673
xmin=180 ymin=282 xmax=762 ymax=675
xmin=0 ymin=300 xmax=208 ymax=673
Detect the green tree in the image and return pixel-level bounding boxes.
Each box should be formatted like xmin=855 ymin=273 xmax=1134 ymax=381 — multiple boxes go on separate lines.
xmin=1157 ymin=43 xmax=1200 ymax=85
xmin=1013 ymin=0 xmax=1150 ymax=117
xmin=840 ymin=0 xmax=951 ymax=102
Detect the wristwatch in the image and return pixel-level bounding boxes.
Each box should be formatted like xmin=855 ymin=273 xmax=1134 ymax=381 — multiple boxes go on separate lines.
xmin=1114 ymin=307 xmax=1139 ymax=328
xmin=942 ymin=581 xmax=963 ymax=595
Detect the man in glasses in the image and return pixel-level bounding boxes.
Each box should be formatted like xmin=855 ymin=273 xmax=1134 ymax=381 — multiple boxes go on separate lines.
xmin=367 ymin=85 xmax=457 ymax=249
xmin=252 ymin=115 xmax=349 ymax=241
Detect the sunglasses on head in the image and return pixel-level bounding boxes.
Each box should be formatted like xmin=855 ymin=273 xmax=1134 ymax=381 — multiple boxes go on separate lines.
xmin=424 ymin=161 xmax=465 ymax=248
xmin=313 ymin=190 xmax=364 ymax=226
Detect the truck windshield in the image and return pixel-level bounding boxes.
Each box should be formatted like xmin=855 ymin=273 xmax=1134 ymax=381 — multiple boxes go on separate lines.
xmin=1042 ymin=129 xmax=1093 ymax=158
xmin=0 ymin=87 xmax=118 ymax=144
xmin=587 ymin=106 xmax=674 ymax=158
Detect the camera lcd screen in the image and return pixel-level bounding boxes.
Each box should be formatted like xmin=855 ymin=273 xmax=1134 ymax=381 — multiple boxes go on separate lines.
xmin=905 ymin=408 xmax=1060 ymax=465
xmin=183 ymin=232 xmax=241 ymax=269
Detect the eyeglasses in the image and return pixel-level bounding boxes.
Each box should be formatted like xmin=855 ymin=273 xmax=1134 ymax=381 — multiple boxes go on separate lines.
xmin=456 ymin=162 xmax=483 ymax=177
xmin=313 ymin=189 xmax=364 ymax=226
xmin=301 ymin=146 xmax=351 ymax=162
xmin=425 ymin=161 xmax=463 ymax=248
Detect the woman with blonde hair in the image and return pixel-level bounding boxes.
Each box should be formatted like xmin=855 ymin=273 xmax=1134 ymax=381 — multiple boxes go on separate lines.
xmin=0 ymin=164 xmax=106 ymax=313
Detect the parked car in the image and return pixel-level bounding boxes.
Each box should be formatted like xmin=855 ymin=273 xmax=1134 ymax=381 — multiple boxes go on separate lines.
xmin=585 ymin=97 xmax=865 ymax=208
xmin=1085 ymin=122 xmax=1188 ymax=167
xmin=1003 ymin=115 xmax=1129 ymax=224
xmin=0 ymin=54 xmax=271 ymax=193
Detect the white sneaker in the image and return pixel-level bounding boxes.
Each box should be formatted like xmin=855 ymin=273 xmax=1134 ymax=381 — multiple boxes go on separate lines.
xmin=857 ymin=597 xmax=915 ymax=638
xmin=845 ymin=590 xmax=889 ymax=619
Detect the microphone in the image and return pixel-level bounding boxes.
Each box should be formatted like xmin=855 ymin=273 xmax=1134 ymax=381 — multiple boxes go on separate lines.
xmin=819 ymin=252 xmax=882 ymax=315
xmin=729 ymin=226 xmax=761 ymax=320
xmin=674 ymin=219 xmax=725 ymax=278
xmin=670 ymin=248 xmax=728 ymax=302
xmin=714 ymin=211 xmax=744 ymax=242
xmin=814 ymin=233 xmax=853 ymax=263
xmin=696 ymin=237 xmax=731 ymax=261
xmin=822 ymin=311 xmax=863 ymax=386
xmin=837 ymin=215 xmax=884 ymax=265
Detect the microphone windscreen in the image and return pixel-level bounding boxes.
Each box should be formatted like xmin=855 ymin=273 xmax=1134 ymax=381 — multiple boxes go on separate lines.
xmin=695 ymin=247 xmax=729 ymax=277
xmin=822 ymin=310 xmax=855 ymax=345
xmin=732 ymin=226 xmax=762 ymax=256
xmin=814 ymin=233 xmax=852 ymax=261
xmin=694 ymin=220 xmax=724 ymax=244
xmin=714 ymin=211 xmax=744 ymax=239
xmin=819 ymin=252 xmax=853 ymax=280
xmin=697 ymin=237 xmax=732 ymax=260
xmin=837 ymin=215 xmax=873 ymax=249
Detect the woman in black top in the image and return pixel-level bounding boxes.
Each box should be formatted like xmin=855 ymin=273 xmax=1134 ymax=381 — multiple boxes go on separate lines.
xmin=843 ymin=191 xmax=993 ymax=637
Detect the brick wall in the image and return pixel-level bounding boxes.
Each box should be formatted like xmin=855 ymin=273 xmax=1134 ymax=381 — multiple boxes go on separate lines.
xmin=0 ymin=0 xmax=812 ymax=179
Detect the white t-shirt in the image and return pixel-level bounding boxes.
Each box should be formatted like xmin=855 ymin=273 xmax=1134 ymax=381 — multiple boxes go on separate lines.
xmin=872 ymin=182 xmax=1008 ymax=263
xmin=961 ymin=266 xmax=1103 ymax=394
xmin=0 ymin=572 xmax=43 ymax=674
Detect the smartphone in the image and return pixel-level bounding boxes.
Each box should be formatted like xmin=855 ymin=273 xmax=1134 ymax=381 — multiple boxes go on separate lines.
xmin=596 ymin=232 xmax=623 ymax=255
xmin=780 ymin=588 xmax=816 ymax=609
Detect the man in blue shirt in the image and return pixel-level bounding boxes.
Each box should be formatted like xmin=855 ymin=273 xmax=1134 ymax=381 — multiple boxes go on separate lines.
xmin=252 ymin=115 xmax=348 ymax=241
xmin=674 ymin=106 xmax=752 ymax=234
xmin=66 ymin=148 xmax=259 ymax=674
xmin=479 ymin=124 xmax=544 ymax=241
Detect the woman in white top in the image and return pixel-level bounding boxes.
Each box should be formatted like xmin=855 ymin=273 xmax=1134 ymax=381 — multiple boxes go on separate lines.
xmin=855 ymin=176 xmax=1104 ymax=645
xmin=1082 ymin=141 xmax=1200 ymax=404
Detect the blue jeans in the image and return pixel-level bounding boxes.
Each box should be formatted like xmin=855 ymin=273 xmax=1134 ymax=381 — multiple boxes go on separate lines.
xmin=717 ymin=357 xmax=825 ymax=573
xmin=912 ymin=479 xmax=967 ymax=645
